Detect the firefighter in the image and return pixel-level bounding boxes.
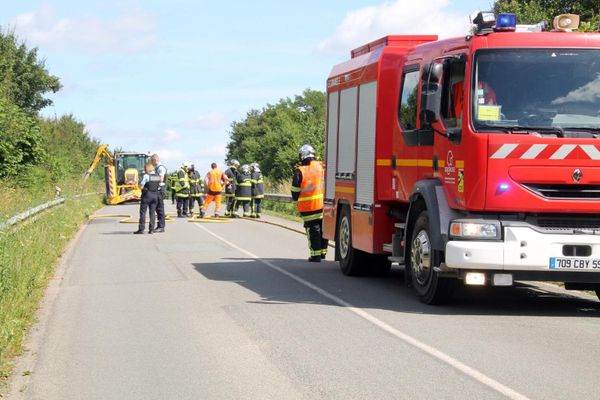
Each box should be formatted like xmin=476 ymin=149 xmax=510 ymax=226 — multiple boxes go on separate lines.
xmin=235 ymin=164 xmax=252 ymax=217
xmin=188 ymin=164 xmax=204 ymax=216
xmin=200 ymin=162 xmax=228 ymax=218
xmin=134 ymin=163 xmax=161 ymax=234
xmin=291 ymin=144 xmax=328 ymax=262
xmin=167 ymin=172 xmax=178 ymax=204
xmin=250 ymin=162 xmax=264 ymax=218
xmin=224 ymin=160 xmax=240 ymax=217
xmin=174 ymin=161 xmax=191 ymax=217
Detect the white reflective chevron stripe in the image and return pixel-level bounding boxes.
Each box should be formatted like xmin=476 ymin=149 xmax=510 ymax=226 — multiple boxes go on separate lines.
xmin=580 ymin=145 xmax=600 ymax=160
xmin=520 ymin=144 xmax=547 ymax=159
xmin=491 ymin=144 xmax=518 ymax=159
xmin=549 ymin=144 xmax=576 ymax=159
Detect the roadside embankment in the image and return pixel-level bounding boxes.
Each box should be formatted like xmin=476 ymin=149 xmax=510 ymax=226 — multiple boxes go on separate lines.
xmin=0 ymin=182 xmax=103 ymax=383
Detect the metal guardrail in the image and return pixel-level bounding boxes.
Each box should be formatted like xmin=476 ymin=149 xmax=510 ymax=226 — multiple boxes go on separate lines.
xmin=264 ymin=193 xmax=293 ymax=203
xmin=0 ymin=192 xmax=102 ymax=231
xmin=0 ymin=198 xmax=65 ymax=231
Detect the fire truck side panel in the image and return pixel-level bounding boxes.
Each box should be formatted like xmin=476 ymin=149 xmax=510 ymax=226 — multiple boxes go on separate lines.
xmin=323 ymin=52 xmax=380 ymax=245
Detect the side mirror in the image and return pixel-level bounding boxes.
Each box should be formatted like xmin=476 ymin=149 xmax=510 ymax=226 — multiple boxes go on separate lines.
xmin=420 ymin=62 xmax=443 ymax=125
xmin=446 ymin=127 xmax=462 ymax=144
xmin=429 ymin=63 xmax=443 ymax=83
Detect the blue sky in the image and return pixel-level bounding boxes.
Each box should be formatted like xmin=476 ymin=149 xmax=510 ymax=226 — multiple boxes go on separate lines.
xmin=1 ymin=0 xmax=493 ymax=172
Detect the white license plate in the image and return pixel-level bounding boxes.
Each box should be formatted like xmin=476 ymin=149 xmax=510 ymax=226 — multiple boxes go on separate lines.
xmin=549 ymin=257 xmax=600 ymax=270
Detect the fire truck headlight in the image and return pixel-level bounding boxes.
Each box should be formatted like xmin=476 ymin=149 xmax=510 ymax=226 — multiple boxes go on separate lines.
xmin=450 ymin=220 xmax=501 ymax=240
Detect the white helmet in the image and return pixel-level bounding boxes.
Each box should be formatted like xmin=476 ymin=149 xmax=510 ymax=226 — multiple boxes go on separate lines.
xmin=240 ymin=164 xmax=251 ymax=175
xmin=182 ymin=161 xmax=192 ymax=169
xmin=251 ymin=162 xmax=260 ymax=173
xmin=299 ymin=144 xmax=316 ymax=161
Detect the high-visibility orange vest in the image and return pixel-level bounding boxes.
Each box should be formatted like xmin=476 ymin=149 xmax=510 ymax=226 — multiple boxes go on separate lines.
xmin=207 ymin=168 xmax=224 ymax=192
xmin=297 ymin=161 xmax=324 ymax=213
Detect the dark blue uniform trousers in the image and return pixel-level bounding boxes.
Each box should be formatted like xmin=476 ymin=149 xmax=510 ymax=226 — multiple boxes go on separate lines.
xmin=156 ymin=188 xmax=166 ymax=229
xmin=138 ymin=190 xmax=158 ymax=232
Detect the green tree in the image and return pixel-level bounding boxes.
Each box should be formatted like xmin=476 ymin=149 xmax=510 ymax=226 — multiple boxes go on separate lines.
xmin=226 ymin=89 xmax=326 ymax=183
xmin=0 ymin=29 xmax=61 ymax=113
xmin=0 ymin=95 xmax=45 ymax=178
xmin=39 ymin=115 xmax=101 ymax=181
xmin=493 ymin=0 xmax=599 ymax=31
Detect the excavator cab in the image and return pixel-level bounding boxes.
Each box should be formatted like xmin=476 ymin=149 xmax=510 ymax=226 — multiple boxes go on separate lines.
xmin=115 ymin=153 xmax=148 ymax=186
xmin=84 ymin=144 xmax=150 ymax=204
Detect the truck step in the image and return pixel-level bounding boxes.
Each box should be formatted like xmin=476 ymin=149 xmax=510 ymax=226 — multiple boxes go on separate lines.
xmin=394 ymin=222 xmax=406 ymax=229
xmin=382 ymin=243 xmax=393 ymax=253
xmin=388 ymin=256 xmax=404 ymax=265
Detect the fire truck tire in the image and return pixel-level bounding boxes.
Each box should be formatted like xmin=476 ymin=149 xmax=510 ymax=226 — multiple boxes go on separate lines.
xmin=336 ymin=206 xmax=367 ymax=276
xmin=409 ymin=211 xmax=455 ymax=305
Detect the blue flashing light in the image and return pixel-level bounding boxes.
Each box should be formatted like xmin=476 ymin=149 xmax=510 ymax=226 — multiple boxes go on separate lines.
xmin=495 ymin=13 xmax=517 ymax=31
xmin=498 ymin=183 xmax=510 ymax=192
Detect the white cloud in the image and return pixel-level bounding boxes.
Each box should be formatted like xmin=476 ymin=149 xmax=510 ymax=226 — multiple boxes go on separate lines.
xmin=11 ymin=3 xmax=157 ymax=53
xmin=150 ymin=148 xmax=187 ymax=170
xmin=197 ymin=144 xmax=227 ymax=159
xmin=319 ymin=0 xmax=472 ymax=55
xmin=182 ymin=111 xmax=228 ymax=130
xmin=162 ymin=129 xmax=182 ymax=144
xmin=552 ymin=73 xmax=600 ymax=104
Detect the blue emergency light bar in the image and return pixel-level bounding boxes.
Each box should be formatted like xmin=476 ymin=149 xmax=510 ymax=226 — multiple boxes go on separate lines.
xmin=495 ymin=13 xmax=517 ymax=31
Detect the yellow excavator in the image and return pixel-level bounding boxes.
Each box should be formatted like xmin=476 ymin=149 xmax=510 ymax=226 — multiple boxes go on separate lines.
xmin=84 ymin=144 xmax=150 ymax=204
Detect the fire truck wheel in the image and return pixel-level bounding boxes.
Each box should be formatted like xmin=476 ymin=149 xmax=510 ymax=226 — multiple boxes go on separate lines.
xmin=336 ymin=206 xmax=366 ymax=276
xmin=409 ymin=211 xmax=455 ymax=305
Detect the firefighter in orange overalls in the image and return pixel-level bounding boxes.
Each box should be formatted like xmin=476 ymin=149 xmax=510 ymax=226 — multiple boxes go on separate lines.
xmin=200 ymin=162 xmax=228 ymax=218
xmin=291 ymin=144 xmax=328 ymax=262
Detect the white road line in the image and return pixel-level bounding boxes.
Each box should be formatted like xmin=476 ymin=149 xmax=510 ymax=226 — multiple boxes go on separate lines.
xmin=195 ymin=223 xmax=532 ymax=400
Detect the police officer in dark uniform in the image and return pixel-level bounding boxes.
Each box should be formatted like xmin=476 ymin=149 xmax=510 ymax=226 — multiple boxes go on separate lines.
xmin=224 ymin=160 xmax=239 ymax=217
xmin=150 ymin=153 xmax=167 ymax=233
xmin=134 ymin=163 xmax=161 ymax=234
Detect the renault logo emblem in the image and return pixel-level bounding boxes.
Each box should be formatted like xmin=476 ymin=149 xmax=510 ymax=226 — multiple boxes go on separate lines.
xmin=572 ymin=168 xmax=583 ymax=183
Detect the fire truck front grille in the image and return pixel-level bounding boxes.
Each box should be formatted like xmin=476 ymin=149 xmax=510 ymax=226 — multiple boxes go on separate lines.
xmin=533 ymin=216 xmax=600 ymax=231
xmin=522 ymin=184 xmax=600 ymax=199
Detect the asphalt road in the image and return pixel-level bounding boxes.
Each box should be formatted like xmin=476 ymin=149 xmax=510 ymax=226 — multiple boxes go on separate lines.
xmin=7 ymin=202 xmax=600 ymax=400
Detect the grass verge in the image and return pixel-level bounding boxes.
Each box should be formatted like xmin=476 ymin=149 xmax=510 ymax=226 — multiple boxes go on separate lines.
xmin=0 ymin=192 xmax=103 ymax=383
xmin=261 ymin=199 xmax=302 ymax=223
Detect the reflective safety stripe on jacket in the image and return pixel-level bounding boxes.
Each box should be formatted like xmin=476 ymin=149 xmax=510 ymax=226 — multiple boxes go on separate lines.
xmin=207 ymin=169 xmax=224 ymax=193
xmin=295 ymin=161 xmax=324 ymax=213
xmin=174 ymin=168 xmax=190 ymax=197
xmin=235 ymin=175 xmax=252 ymax=201
xmin=224 ymin=167 xmax=237 ymax=196
xmin=189 ymin=171 xmax=203 ymax=197
xmin=251 ymin=172 xmax=264 ymax=199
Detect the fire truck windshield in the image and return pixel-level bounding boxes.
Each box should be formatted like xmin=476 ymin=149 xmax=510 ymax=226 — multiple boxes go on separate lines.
xmin=473 ymin=49 xmax=600 ymax=136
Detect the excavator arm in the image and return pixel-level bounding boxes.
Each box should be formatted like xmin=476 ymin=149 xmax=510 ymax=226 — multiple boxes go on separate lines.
xmin=83 ymin=144 xmax=113 ymax=180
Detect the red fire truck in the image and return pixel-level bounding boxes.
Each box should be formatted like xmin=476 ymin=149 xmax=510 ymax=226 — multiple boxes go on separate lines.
xmin=323 ymin=12 xmax=600 ymax=304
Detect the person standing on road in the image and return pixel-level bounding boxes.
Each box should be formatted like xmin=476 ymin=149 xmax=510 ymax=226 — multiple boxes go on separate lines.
xmin=168 ymin=172 xmax=177 ymax=204
xmin=250 ymin=162 xmax=264 ymax=218
xmin=200 ymin=162 xmax=228 ymax=218
xmin=174 ymin=161 xmax=191 ymax=217
xmin=291 ymin=144 xmax=328 ymax=262
xmin=188 ymin=164 xmax=204 ymax=216
xmin=150 ymin=154 xmax=167 ymax=232
xmin=224 ymin=160 xmax=239 ymax=217
xmin=134 ymin=163 xmax=161 ymax=234
xmin=235 ymin=164 xmax=253 ymax=217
